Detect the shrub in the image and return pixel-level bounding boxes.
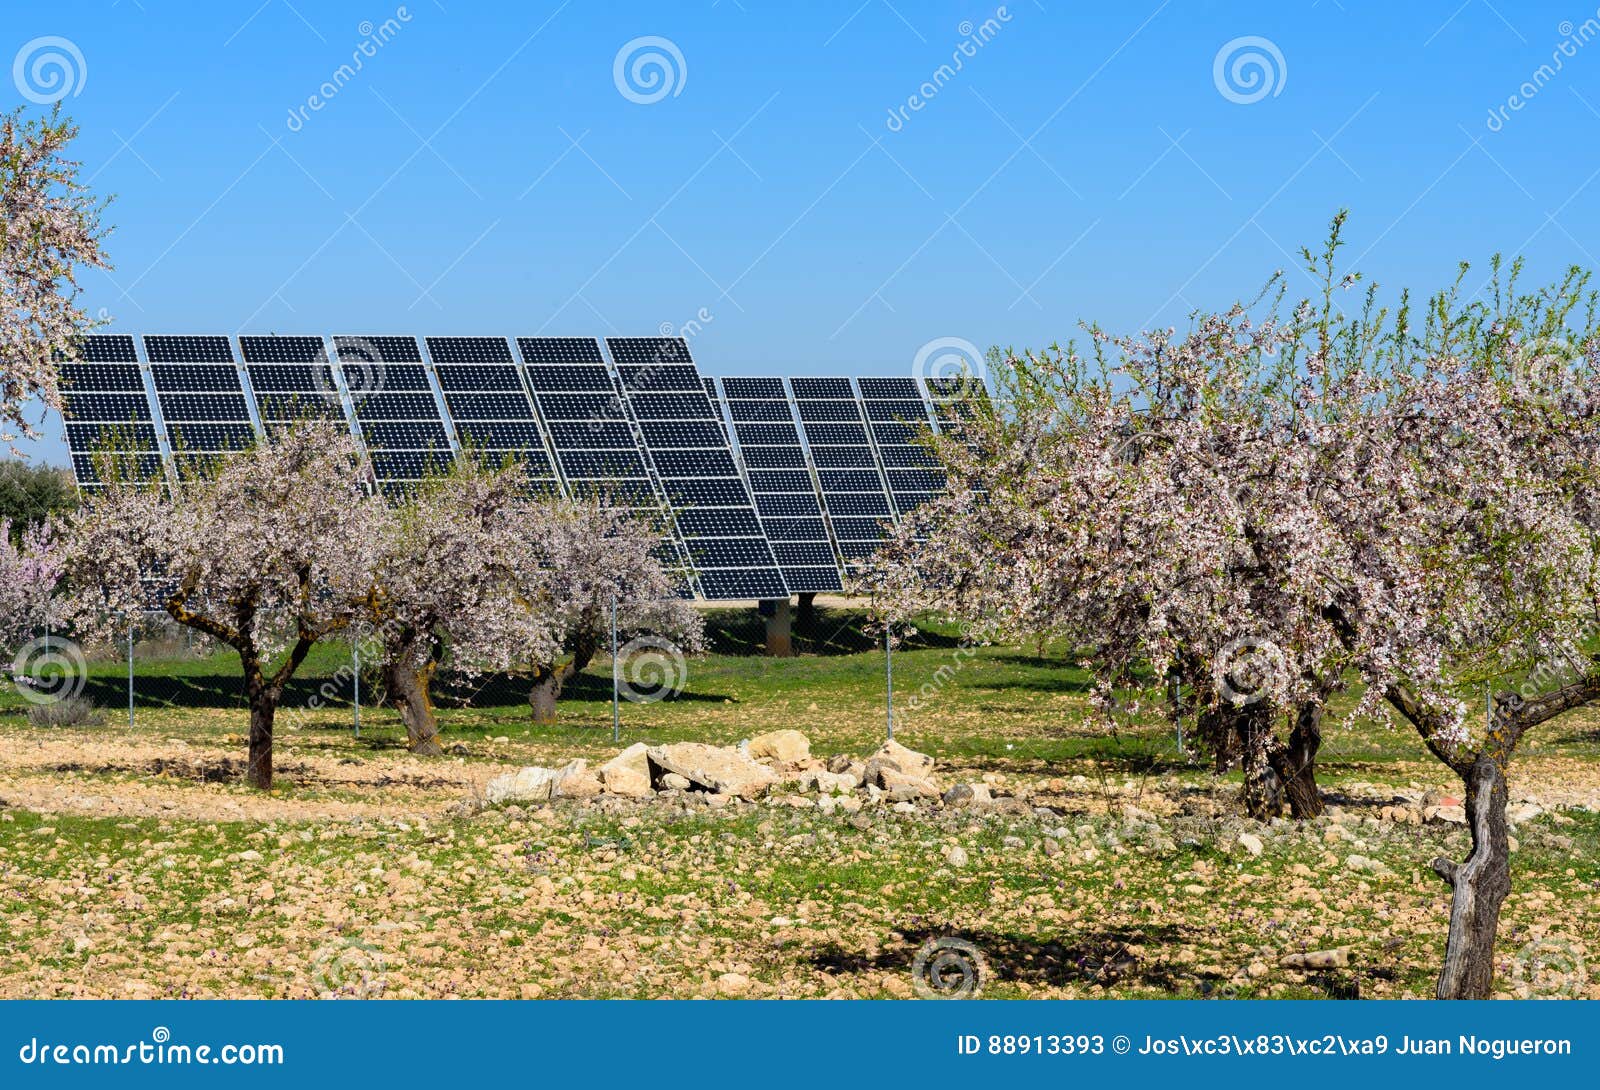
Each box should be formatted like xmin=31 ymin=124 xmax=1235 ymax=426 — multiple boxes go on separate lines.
xmin=26 ymin=696 xmax=105 ymax=728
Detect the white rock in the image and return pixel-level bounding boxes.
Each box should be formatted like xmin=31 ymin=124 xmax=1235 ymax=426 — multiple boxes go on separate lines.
xmin=485 ymin=766 xmax=563 ymax=805
xmin=747 ymin=729 xmax=810 ymax=763
xmin=598 ymin=742 xmax=652 ymax=798
xmin=1238 ymin=833 xmax=1264 ymax=857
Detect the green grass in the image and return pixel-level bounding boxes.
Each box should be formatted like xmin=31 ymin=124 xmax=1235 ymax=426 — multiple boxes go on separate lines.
xmin=3 ymin=606 xmax=1598 ymax=999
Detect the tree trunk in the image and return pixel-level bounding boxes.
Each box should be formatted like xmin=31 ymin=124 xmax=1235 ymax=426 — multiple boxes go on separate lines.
xmin=528 ymin=661 xmax=576 ymax=725
xmin=1239 ymin=704 xmax=1283 ymax=821
xmin=386 ymin=658 xmax=442 ymax=755
xmin=1269 ymin=702 xmax=1325 ymax=819
xmin=246 ymin=689 xmax=277 ymax=791
xmin=1433 ymin=754 xmax=1512 ymax=999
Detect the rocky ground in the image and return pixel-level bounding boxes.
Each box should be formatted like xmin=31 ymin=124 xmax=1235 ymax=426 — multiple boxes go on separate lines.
xmin=2 ymin=722 xmax=1597 ymax=1000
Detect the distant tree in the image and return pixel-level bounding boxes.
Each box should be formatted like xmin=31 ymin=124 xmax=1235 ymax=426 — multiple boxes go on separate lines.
xmin=522 ymin=500 xmax=703 ymax=724
xmin=0 ymin=107 xmax=111 ymax=450
xmin=62 ymin=421 xmax=382 ymax=789
xmin=0 ymin=460 xmax=76 ymax=533
xmin=0 ymin=515 xmax=63 ymax=648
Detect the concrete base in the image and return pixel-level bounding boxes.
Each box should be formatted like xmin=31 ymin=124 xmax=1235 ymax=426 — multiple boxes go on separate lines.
xmin=759 ymin=597 xmax=794 ymax=657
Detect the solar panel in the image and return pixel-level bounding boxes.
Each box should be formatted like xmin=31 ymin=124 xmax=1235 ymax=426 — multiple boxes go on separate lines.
xmin=616 ymin=347 xmax=787 ymax=600
xmin=720 ymin=376 xmax=843 ymax=593
xmin=334 ymin=335 xmax=451 ymax=490
xmin=58 ymin=335 xmax=163 ymax=491
xmin=859 ymin=376 xmax=942 ymax=517
xmin=787 ymin=377 xmax=898 ymax=575
xmin=142 ymin=336 xmax=258 ymax=468
xmin=516 ymin=337 xmax=660 ymax=515
xmin=238 ymin=336 xmax=351 ymax=434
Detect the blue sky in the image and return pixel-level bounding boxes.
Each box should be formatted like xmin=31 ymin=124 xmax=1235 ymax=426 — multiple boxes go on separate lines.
xmin=9 ymin=0 xmax=1600 ymax=464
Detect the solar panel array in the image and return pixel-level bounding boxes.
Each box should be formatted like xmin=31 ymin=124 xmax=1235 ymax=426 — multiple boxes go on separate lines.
xmin=143 ymin=335 xmax=257 ymax=478
xmin=427 ymin=337 xmax=562 ymax=497
xmin=719 ymin=377 xmax=842 ymax=593
xmin=54 ymin=333 xmax=983 ymax=600
xmin=517 ymin=337 xmax=659 ymax=514
xmin=334 ymin=335 xmax=453 ymax=496
xmin=788 ymin=377 xmax=898 ymax=573
xmin=57 ymin=334 xmax=163 ymax=489
xmin=239 ymin=335 xmax=349 ymax=434
xmin=859 ymin=377 xmax=943 ymax=516
xmin=610 ymin=338 xmax=787 ymax=600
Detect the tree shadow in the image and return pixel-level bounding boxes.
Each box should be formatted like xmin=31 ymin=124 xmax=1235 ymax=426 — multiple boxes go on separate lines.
xmin=809 ymin=924 xmax=1187 ymax=992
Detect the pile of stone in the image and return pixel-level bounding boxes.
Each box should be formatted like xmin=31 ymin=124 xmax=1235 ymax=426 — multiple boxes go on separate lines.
xmin=479 ymin=730 xmax=1025 ymax=816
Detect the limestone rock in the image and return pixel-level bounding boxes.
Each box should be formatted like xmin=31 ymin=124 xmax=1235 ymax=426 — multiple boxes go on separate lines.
xmin=1238 ymin=833 xmax=1264 ymax=857
xmin=556 ymin=759 xmax=601 ymax=798
xmin=598 ymin=743 xmax=653 ymax=798
xmin=748 ymin=729 xmax=810 ymax=763
xmin=872 ymin=739 xmax=934 ymax=779
xmin=942 ymin=783 xmax=993 ymax=808
xmin=647 ymin=742 xmax=779 ymax=799
xmin=484 ymin=766 xmax=562 ymax=805
xmin=1281 ymin=947 xmax=1351 ymax=970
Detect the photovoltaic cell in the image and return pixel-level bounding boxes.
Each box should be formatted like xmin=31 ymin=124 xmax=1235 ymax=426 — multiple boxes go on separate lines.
xmin=787 ymin=377 xmax=897 ymax=572
xmin=515 ymin=337 xmax=659 ymax=515
xmin=334 ymin=335 xmax=451 ymax=493
xmin=721 ymin=376 xmax=842 ymax=593
xmin=859 ymin=376 xmax=943 ymax=515
xmin=239 ymin=336 xmax=349 ymax=432
xmin=143 ymin=336 xmax=257 ymax=470
xmin=615 ymin=344 xmax=786 ymax=600
xmin=428 ymin=336 xmax=560 ymax=493
xmin=59 ymin=334 xmax=162 ymax=491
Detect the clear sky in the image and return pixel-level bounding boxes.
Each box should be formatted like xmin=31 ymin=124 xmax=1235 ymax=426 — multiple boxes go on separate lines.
xmin=9 ymin=0 xmax=1600 ymax=464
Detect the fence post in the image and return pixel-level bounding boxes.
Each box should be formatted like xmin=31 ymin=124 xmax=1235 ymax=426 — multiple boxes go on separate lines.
xmin=353 ymin=639 xmax=361 ymax=739
xmin=610 ymin=594 xmax=620 ymax=744
xmin=885 ymin=624 xmax=894 ymax=741
xmin=126 ymin=619 xmax=134 ymax=728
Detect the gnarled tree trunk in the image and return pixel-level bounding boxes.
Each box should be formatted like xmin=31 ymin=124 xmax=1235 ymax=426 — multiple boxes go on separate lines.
xmin=386 ymin=657 xmax=442 ymax=755
xmin=1238 ymin=703 xmax=1284 ymax=820
xmin=1433 ymin=753 xmax=1511 ymax=999
xmin=1269 ymin=702 xmax=1325 ymax=819
xmin=528 ymin=640 xmax=596 ymax=725
xmin=245 ymin=686 xmax=278 ymax=791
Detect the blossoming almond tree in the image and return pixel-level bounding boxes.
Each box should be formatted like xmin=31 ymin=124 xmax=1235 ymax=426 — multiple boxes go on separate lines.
xmin=868 ymin=305 xmax=1349 ymax=819
xmin=360 ymin=459 xmax=563 ymax=754
xmin=872 ymin=218 xmax=1600 ymax=995
xmin=0 ymin=516 xmax=63 ymax=650
xmin=521 ymin=501 xmax=704 ymax=724
xmin=1 ymin=107 xmax=111 ymax=450
xmin=64 ymin=421 xmax=383 ymax=789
